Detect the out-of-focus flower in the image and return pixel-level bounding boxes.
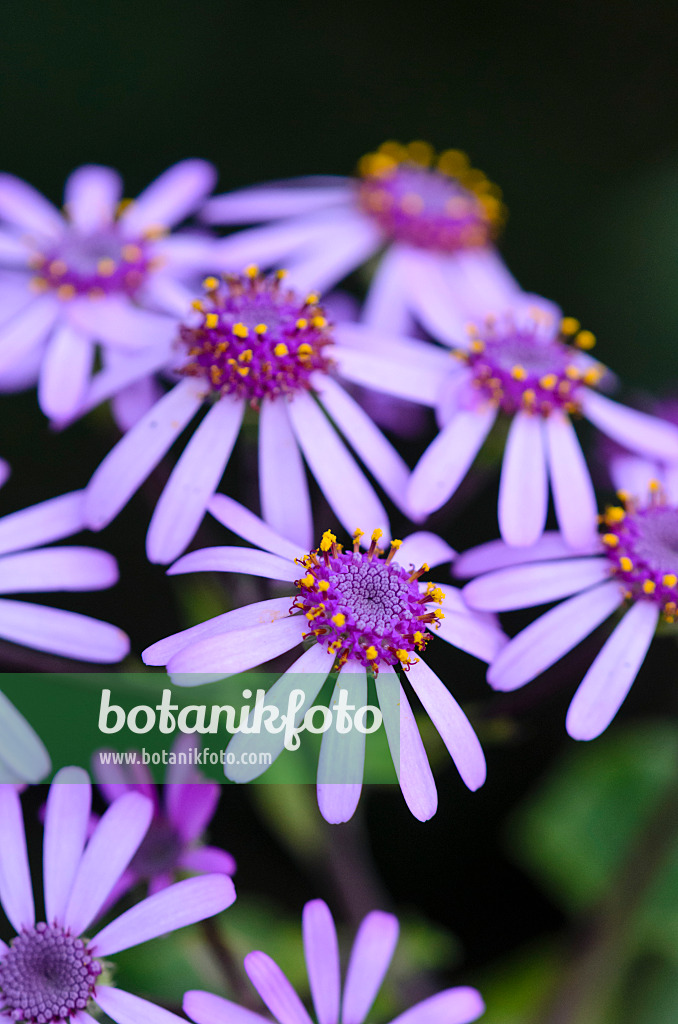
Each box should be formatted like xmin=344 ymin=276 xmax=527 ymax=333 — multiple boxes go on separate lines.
xmin=0 ymin=772 xmax=235 ymax=1024
xmin=457 ymin=471 xmax=678 ymax=739
xmin=0 ymin=690 xmax=50 ymax=784
xmin=143 ymin=496 xmax=505 ymax=822
xmin=202 ymin=141 xmax=519 ymax=335
xmin=83 ymin=268 xmax=416 ymax=564
xmin=600 ymin=395 xmax=678 ymax=498
xmin=0 ymin=160 xmax=218 ymax=421
xmin=184 ymin=899 xmax=485 ymax=1024
xmin=0 ymin=490 xmax=129 ymax=662
xmin=93 ymin=733 xmax=235 ymax=898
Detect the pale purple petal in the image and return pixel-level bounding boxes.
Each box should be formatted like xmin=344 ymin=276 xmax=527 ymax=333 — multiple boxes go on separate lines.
xmin=121 ymin=160 xmax=217 ymax=234
xmin=362 ymin=248 xmax=414 ymax=334
xmin=0 ymin=459 xmax=9 ymax=489
xmin=38 ymin=322 xmax=94 ymax=421
xmin=566 ymin=600 xmax=659 ymax=740
xmin=332 ymin=338 xmax=445 ymax=407
xmin=406 ymin=659 xmax=486 ymax=791
xmin=462 ymin=556 xmax=610 ymax=611
xmin=0 ymin=295 xmax=59 ymax=375
xmin=288 ymin=391 xmax=390 ymax=540
xmin=284 ymin=215 xmax=382 ymax=294
xmin=0 ymin=547 xmax=118 ymax=594
xmin=64 ymin=166 xmax=122 ymax=231
xmin=225 ymin=644 xmax=334 ymax=782
xmin=111 ymin=374 xmax=165 ymax=432
xmin=608 ymin=453 xmax=663 ymax=500
xmin=184 ymin=991 xmax=270 ymax=1024
xmin=213 ymin=210 xmax=344 ymax=270
xmin=85 ymin=379 xmax=203 ymax=531
xmin=446 ymin=247 xmax=521 ymax=311
xmin=434 ymin=609 xmax=507 ymax=663
xmin=95 ymin=987 xmax=189 ymax=1024
xmin=67 ymin=296 xmax=177 ymax=350
xmin=314 ymin=374 xmax=410 ymax=512
xmin=208 ymin=493 xmax=303 ymax=561
xmin=545 ymin=410 xmax=599 ymax=549
xmin=178 ymin=846 xmax=236 ymax=876
xmin=204 ymin=183 xmax=351 ymax=223
xmin=146 ymin=397 xmax=244 ymax=564
xmin=498 ymin=412 xmax=548 ymax=547
xmin=487 ymin=580 xmax=624 ymax=691
xmin=317 ymin=663 xmax=367 ymax=823
xmin=454 ymin=531 xmax=603 ymax=578
xmin=165 ymin=781 xmax=219 ymax=843
xmin=140 ymin=272 xmax=195 ymax=317
xmin=259 ymin=397 xmax=313 ymax=549
xmin=408 ymin=406 xmax=497 ymax=518
xmin=0 ymin=785 xmax=35 ymax=931
xmin=169 ymin=546 xmax=299 ymax=582
xmin=167 ymin=614 xmax=306 ymax=679
xmin=342 ymin=911 xmax=399 ymax=1024
xmin=244 ymin=951 xmax=315 ymax=1024
xmin=142 ymin=597 xmax=293 ymax=666
xmin=396 ymin=533 xmax=456 ymax=571
xmin=582 ymin=389 xmax=678 ymax=462
xmin=389 ymin=988 xmax=485 ymax=1024
xmin=0 ymin=230 xmax=30 ymax=267
xmin=0 ymin=174 xmax=64 ymax=239
xmin=303 ymin=900 xmax=340 ymax=1024
xmin=0 ymin=599 xmax=129 ymax=662
xmin=0 ymin=690 xmax=51 ymax=784
xmin=91 ymin=874 xmax=235 ymax=956
xmin=435 ymin=368 xmax=479 ymax=428
xmin=0 ymin=490 xmax=85 ymax=556
xmin=43 ymin=768 xmax=91 ymax=924
xmin=375 ymin=669 xmax=437 ymax=821
xmin=397 ymin=248 xmax=468 ymax=345
xmin=63 ymin=791 xmax=153 ymax=934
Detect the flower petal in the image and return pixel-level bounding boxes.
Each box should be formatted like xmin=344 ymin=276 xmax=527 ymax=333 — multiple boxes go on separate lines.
xmin=375 ymin=669 xmax=437 ymax=822
xmin=91 ymin=874 xmax=235 ymax=956
xmin=64 ymin=791 xmax=153 ymax=934
xmin=146 ymin=397 xmax=244 ymax=564
xmin=167 ymin=614 xmax=306 ymax=679
xmin=389 ymin=988 xmax=485 ymax=1024
xmin=545 ymin=410 xmax=599 ymax=549
xmin=407 ymin=406 xmax=497 ymax=518
xmin=453 ymin=531 xmax=602 ymax=578
xmin=184 ymin=991 xmax=270 ymax=1024
xmin=121 ymin=160 xmax=217 ymax=234
xmin=68 ymin=296 xmax=177 ymax=350
xmin=204 ymin=182 xmax=351 ymax=223
xmin=95 ymin=987 xmax=189 ymax=1024
xmin=317 ymin=663 xmax=367 ymax=824
xmin=362 ymin=247 xmax=414 ymax=334
xmin=566 ymin=600 xmax=659 ymax=740
xmin=43 ymin=768 xmax=91 ymax=924
xmin=168 ymin=546 xmax=300 ymax=582
xmin=303 ymin=900 xmax=340 ymax=1024
xmin=0 ymin=547 xmax=118 ymax=594
xmin=213 ymin=210 xmax=345 ymax=270
xmin=433 ymin=609 xmax=507 ymax=663
xmin=406 ymin=659 xmax=486 ymax=791
xmin=0 ymin=690 xmax=51 ymax=784
xmin=462 ymin=557 xmax=610 ymax=611
xmin=342 ymin=911 xmax=399 ymax=1024
xmin=0 ymin=295 xmax=59 ymax=375
xmin=498 ymin=412 xmax=548 ymax=547
xmin=0 ymin=173 xmax=64 ymax=239
xmin=244 ymin=951 xmax=315 ymax=1024
xmin=487 ymin=580 xmax=624 ymax=691
xmin=178 ymin=846 xmax=237 ymax=876
xmin=208 ymin=493 xmax=303 ymax=561
xmin=0 ymin=784 xmax=35 ymax=931
xmin=396 ymin=248 xmax=467 ymax=346
xmin=38 ymin=322 xmax=94 ymax=422
xmin=284 ymin=215 xmax=382 ymax=294
xmin=0 ymin=599 xmax=129 ymax=662
xmin=259 ymin=397 xmax=313 ymax=549
xmin=165 ymin=780 xmax=219 ymax=843
xmin=64 ymin=166 xmax=122 ymax=231
xmin=332 ymin=336 xmax=445 ymax=407
xmin=287 ymin=391 xmax=390 ymax=540
xmin=85 ymin=379 xmax=203 ymax=531
xmin=396 ymin=533 xmax=456 ymax=572
xmin=0 ymin=490 xmax=86 ymax=556
xmin=582 ymin=389 xmax=678 ymax=462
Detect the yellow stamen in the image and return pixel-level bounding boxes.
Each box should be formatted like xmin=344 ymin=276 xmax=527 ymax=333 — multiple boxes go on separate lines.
xmin=204 ymin=313 xmax=219 ymax=329
xmin=191 ymin=299 xmax=204 ymax=312
xmin=57 ymin=284 xmax=76 ymax=301
xmin=305 ymin=293 xmax=320 ymax=305
xmin=233 ymin=322 xmax=249 ymax=339
xmin=202 ymin=276 xmax=219 ymax=290
xmin=122 ymin=244 xmax=143 ymax=263
xmin=310 ymin=315 xmax=327 ymax=328
xmin=574 ymin=330 xmax=596 ymax=350
xmin=254 ymin=323 xmax=267 ymax=335
xmin=560 ymin=317 xmax=580 ymax=335
xmin=295 ymin=318 xmax=308 ymax=330
xmin=318 ymin=580 xmax=330 ymax=592
xmin=244 ymin=264 xmax=258 ymax=278
xmin=511 ymin=365 xmax=527 ymax=381
xmin=331 ymin=613 xmax=346 ymax=627
xmin=48 ymin=259 xmax=67 ymax=277
xmin=539 ymin=374 xmax=558 ymax=391
xmin=300 ymin=574 xmax=315 ymax=588
xmin=273 ymin=343 xmax=288 ymax=357
xmin=663 ymin=574 xmax=678 ymax=588
xmin=320 ymin=531 xmax=336 ymax=552
xmin=606 ymin=507 xmax=626 ymax=524
xmin=365 ymin=646 xmax=378 ymax=661
xmin=619 ymin=556 xmax=633 ymax=572
xmin=297 ymin=343 xmax=313 ymax=359
xmin=643 ymin=579 xmax=656 ymax=594
xmin=602 ymin=533 xmax=619 ymax=547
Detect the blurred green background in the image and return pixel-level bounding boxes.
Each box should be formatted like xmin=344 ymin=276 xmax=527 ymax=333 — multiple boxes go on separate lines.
xmin=3 ymin=3 xmax=678 ymax=1022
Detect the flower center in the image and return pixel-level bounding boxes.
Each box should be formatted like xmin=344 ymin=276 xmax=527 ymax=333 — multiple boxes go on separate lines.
xmin=293 ymin=529 xmax=445 ymax=672
xmin=179 ymin=267 xmax=333 ymax=406
xmin=128 ymin=817 xmax=183 ymax=879
xmin=356 ymin=141 xmax=505 ymax=253
xmin=602 ymin=487 xmax=678 ymax=622
xmin=456 ymin=312 xmax=605 ymax=415
xmin=30 ymin=228 xmax=154 ymax=300
xmin=0 ymin=924 xmax=102 ymax=1024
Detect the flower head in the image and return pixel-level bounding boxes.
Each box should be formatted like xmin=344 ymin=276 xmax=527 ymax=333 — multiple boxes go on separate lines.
xmin=184 ymin=899 xmax=484 ymax=1024
xmin=0 ymin=772 xmax=235 ymax=1024
xmin=142 ymin=496 xmax=505 ymax=822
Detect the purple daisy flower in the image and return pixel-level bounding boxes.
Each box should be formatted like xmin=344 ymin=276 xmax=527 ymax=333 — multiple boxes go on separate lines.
xmin=0 ymin=691 xmax=50 ymax=784
xmin=202 ymin=141 xmax=519 ymax=333
xmin=0 ymin=490 xmax=128 ymax=663
xmin=0 ymin=160 xmax=218 ymax=421
xmin=184 ymin=899 xmax=484 ymax=1024
xmin=0 ymin=771 xmax=235 ymax=1024
xmin=457 ymin=470 xmax=678 ymax=739
xmin=93 ymin=733 xmax=235 ymax=898
xmin=143 ymin=496 xmax=505 ymax=822
xmin=392 ymin=300 xmax=678 ymax=548
xmin=83 ymin=268 xmax=414 ymax=564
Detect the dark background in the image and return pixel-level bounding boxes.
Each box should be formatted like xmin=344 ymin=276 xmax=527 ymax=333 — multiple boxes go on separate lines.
xmin=2 ymin=3 xmax=678 ymax=1022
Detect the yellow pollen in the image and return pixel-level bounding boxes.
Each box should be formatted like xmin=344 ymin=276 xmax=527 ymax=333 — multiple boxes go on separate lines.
xmin=29 ymin=277 xmax=48 ymax=292
xmin=407 ymin=140 xmax=434 ymax=165
xmin=575 ymin=330 xmax=596 ymax=350
xmin=371 ymin=528 xmax=383 ymax=542
xmin=390 ymin=539 xmax=402 ymax=549
xmin=300 ymin=574 xmax=315 ymax=588
xmin=511 ymin=365 xmax=527 ymax=381
xmin=539 ymin=374 xmax=558 ymax=390
xmin=204 ymin=313 xmax=219 ymax=329
xmin=619 ymin=556 xmax=633 ymax=572
xmin=237 ymin=366 xmax=250 ymax=377
xmin=297 ymin=343 xmax=313 ymax=359
xmin=433 ymin=608 xmax=445 ymax=619
xmin=469 ymin=339 xmax=485 ymax=353
xmin=57 ymin=284 xmax=76 ymax=301
xmin=606 ymin=507 xmax=626 ymax=524
xmin=238 ymin=349 xmax=253 ymax=363
xmin=320 ymin=531 xmax=336 ymax=552
xmin=602 ymin=533 xmax=619 ymax=547
xmin=649 ymin=479 xmax=661 ymax=492
xmin=305 ymin=292 xmax=320 ymax=305
xmin=48 ymin=259 xmax=67 ymax=277
xmin=616 ymin=490 xmax=630 ymax=504
xmin=311 ymin=315 xmax=327 ymax=328
xmin=244 ymin=264 xmax=259 ymax=278
xmin=296 ymin=318 xmax=308 ymax=330
xmin=327 ymin=639 xmax=342 ymax=653
xmin=273 ymin=343 xmax=289 ymax=357
xmin=522 ymin=389 xmax=536 ymax=406
xmin=233 ymin=322 xmax=249 ymax=339
xmin=395 ymin=649 xmax=410 ymax=663
xmin=255 ymin=323 xmax=268 ymax=335
xmin=122 ymin=244 xmax=143 ymax=262
xmin=400 ymin=192 xmax=424 ymax=214
xmin=331 ymin=613 xmax=346 ymax=627
xmin=413 ymin=631 xmax=424 ymax=644
xmin=202 ymin=276 xmax=219 ymax=290
xmin=365 ymin=646 xmax=378 ymax=661
xmin=275 ymin=269 xmax=288 ymax=280
xmin=560 ymin=317 xmax=580 ymax=335
xmin=643 ymin=580 xmax=656 ymax=594
xmin=565 ymin=365 xmax=581 ymax=380
xmin=663 ymin=574 xmax=678 ymax=588
xmin=318 ymin=580 xmax=330 ymax=592
xmin=191 ymin=299 xmax=204 ymax=311
xmin=142 ymin=223 xmax=167 ymax=240
xmin=583 ymin=367 xmax=604 ymax=386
